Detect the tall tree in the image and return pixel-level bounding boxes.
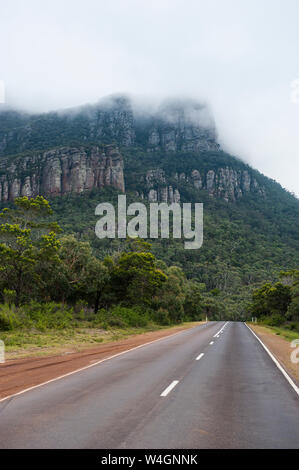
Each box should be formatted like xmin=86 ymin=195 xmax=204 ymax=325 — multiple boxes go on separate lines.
xmin=108 ymin=251 xmax=167 ymax=307
xmin=0 ymin=196 xmax=61 ymax=305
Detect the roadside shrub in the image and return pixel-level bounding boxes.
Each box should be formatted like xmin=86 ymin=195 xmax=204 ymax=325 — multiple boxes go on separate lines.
xmin=285 ymin=321 xmax=299 ymax=332
xmin=96 ymin=308 xmax=126 ymax=329
xmin=96 ymin=306 xmax=149 ymax=329
xmin=0 ymin=304 xmax=21 ymax=331
xmin=73 ymin=300 xmax=93 ymax=321
xmin=261 ymin=314 xmax=285 ymax=327
xmin=151 ymin=308 xmax=171 ymax=325
xmin=116 ymin=306 xmax=149 ymax=327
xmin=23 ymin=302 xmax=74 ymax=330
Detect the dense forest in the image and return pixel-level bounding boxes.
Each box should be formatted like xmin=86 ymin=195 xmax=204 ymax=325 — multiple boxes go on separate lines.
xmin=0 ymin=193 xmax=298 ymax=336
xmin=0 ymin=196 xmax=213 ymax=332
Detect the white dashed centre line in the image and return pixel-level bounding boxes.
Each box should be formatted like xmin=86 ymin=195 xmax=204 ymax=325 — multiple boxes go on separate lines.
xmin=213 ymin=321 xmax=229 ymax=338
xmin=160 ymin=380 xmax=179 ymax=397
xmin=209 ymin=341 xmax=214 ymax=345
xmin=196 ymin=353 xmax=204 ymax=361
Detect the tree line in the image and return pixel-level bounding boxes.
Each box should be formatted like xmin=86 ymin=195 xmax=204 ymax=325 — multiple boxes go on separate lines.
xmin=0 ymin=196 xmax=297 ymax=333
xmin=0 ymin=196 xmax=216 ymax=331
xmin=248 ymin=271 xmax=299 ymax=329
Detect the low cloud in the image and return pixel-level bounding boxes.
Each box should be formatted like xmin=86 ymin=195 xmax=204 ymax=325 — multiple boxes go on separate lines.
xmin=1 ymin=0 xmax=299 ymax=195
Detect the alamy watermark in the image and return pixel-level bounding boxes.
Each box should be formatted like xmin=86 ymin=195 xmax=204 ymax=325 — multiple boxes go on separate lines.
xmin=290 ymin=339 xmax=299 ymax=364
xmin=95 ymin=195 xmax=203 ymax=249
xmin=0 ymin=80 xmax=5 ymax=104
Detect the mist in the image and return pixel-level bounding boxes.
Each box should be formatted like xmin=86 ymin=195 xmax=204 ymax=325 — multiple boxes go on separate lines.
xmin=1 ymin=0 xmax=299 ymax=195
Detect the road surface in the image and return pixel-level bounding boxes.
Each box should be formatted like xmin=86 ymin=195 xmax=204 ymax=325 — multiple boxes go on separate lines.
xmin=0 ymin=321 xmax=298 ymax=449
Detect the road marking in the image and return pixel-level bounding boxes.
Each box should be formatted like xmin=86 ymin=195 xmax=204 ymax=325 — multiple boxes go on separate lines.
xmin=0 ymin=324 xmax=207 ymax=404
xmin=213 ymin=321 xmax=229 ymax=338
xmin=245 ymin=323 xmax=299 ymax=397
xmin=160 ymin=380 xmax=179 ymax=397
xmin=209 ymin=341 xmax=214 ymax=345
xmin=196 ymin=353 xmax=204 ymax=361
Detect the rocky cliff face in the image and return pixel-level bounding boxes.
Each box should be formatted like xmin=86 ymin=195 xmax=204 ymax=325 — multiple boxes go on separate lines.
xmin=0 ymin=145 xmax=124 ymax=201
xmin=0 ymin=96 xmax=219 ymax=156
xmin=135 ymin=99 xmax=219 ymax=153
xmin=136 ymin=166 xmax=265 ymax=203
xmin=0 ymin=96 xmax=267 ymax=204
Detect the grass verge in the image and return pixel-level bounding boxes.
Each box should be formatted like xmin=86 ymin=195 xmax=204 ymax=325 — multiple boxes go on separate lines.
xmin=0 ymin=321 xmax=202 ymax=360
xmin=248 ymin=323 xmax=299 ymax=342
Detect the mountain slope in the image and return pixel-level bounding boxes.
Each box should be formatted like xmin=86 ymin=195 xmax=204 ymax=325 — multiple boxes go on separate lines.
xmin=0 ymin=96 xmax=298 ymax=319
xmin=0 ymin=96 xmax=219 ymax=156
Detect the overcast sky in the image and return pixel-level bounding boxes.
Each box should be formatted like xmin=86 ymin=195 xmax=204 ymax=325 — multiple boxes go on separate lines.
xmin=1 ymin=0 xmax=299 ymax=196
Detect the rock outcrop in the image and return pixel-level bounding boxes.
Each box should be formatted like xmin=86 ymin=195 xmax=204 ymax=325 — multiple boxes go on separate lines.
xmin=0 ymin=97 xmax=268 ymax=205
xmin=137 ymin=167 xmax=265 ymax=203
xmin=142 ymin=100 xmax=219 ymax=153
xmin=0 ymin=145 xmax=124 ymax=201
xmin=0 ymin=96 xmax=219 ymax=156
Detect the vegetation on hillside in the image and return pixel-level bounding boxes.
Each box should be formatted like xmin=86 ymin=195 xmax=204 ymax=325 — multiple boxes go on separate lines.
xmin=0 ymin=197 xmax=219 ymax=338
xmin=0 ymin=143 xmax=298 ymax=332
xmin=248 ymin=270 xmax=299 ymax=332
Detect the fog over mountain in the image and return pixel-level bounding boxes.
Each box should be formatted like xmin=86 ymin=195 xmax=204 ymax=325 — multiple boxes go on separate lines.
xmin=1 ymin=0 xmax=299 ymax=195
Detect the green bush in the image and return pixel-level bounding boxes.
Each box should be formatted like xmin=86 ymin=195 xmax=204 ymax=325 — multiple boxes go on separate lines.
xmin=151 ymin=308 xmax=171 ymax=325
xmin=0 ymin=304 xmax=21 ymax=330
xmin=73 ymin=300 xmax=93 ymax=321
xmin=261 ymin=314 xmax=285 ymax=327
xmin=96 ymin=306 xmax=149 ymax=329
xmin=0 ymin=301 xmax=75 ymax=331
xmin=285 ymin=321 xmax=299 ymax=332
xmin=116 ymin=306 xmax=149 ymax=327
xmin=22 ymin=302 xmax=74 ymax=330
xmin=95 ymin=308 xmax=126 ymax=329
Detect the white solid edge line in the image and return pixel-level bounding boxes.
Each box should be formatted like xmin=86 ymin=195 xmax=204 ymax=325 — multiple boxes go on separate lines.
xmin=0 ymin=326 xmax=202 ymax=404
xmin=196 ymin=353 xmax=204 ymax=361
xmin=245 ymin=323 xmax=299 ymax=397
xmin=213 ymin=321 xmax=229 ymax=338
xmin=160 ymin=380 xmax=179 ymax=397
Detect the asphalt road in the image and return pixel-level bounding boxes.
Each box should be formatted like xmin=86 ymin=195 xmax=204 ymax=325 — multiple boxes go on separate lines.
xmin=0 ymin=321 xmax=298 ymax=449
